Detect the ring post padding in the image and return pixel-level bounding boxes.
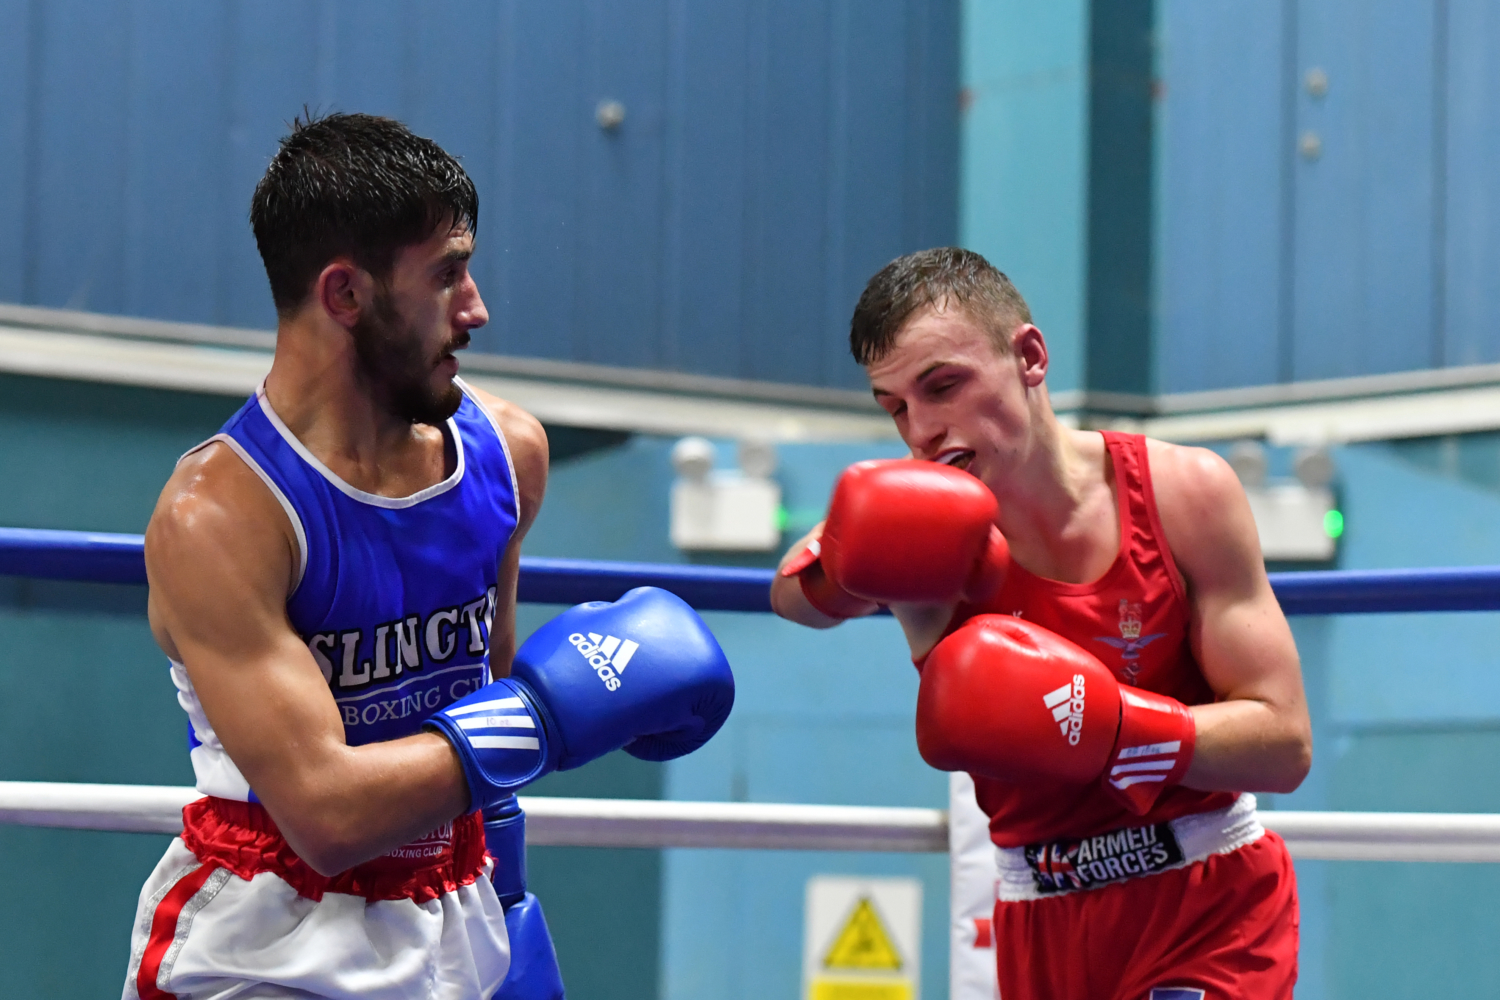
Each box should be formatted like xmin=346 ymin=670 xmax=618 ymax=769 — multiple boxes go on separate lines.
xmin=8 ymin=525 xmax=1500 ymax=615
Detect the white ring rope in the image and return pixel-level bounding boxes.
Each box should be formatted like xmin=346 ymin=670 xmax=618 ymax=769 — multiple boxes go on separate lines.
xmin=4 ymin=781 xmax=1500 ymax=862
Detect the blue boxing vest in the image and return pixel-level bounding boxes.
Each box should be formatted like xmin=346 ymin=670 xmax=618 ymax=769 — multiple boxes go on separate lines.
xmin=171 ymin=378 xmax=519 ymax=800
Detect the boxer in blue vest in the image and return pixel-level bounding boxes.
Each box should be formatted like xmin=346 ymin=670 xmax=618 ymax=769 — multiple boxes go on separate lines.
xmin=122 ymin=112 xmax=734 ymax=1000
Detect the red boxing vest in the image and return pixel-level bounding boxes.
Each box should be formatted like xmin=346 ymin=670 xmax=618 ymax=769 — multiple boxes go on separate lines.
xmin=951 ymin=431 xmax=1236 ymax=848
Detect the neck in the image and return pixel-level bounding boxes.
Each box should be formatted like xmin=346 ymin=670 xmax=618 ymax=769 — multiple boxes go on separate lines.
xmin=263 ymin=313 xmax=423 ymax=467
xmin=991 ymin=390 xmax=1103 ymax=545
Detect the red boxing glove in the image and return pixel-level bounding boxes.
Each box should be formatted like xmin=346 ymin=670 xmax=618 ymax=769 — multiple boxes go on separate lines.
xmin=780 ymin=460 xmax=1010 ymax=610
xmin=915 ymin=615 xmax=1196 ymax=815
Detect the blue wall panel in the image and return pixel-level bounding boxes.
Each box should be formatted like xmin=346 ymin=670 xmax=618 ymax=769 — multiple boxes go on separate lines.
xmin=221 ymin=3 xmax=323 ymax=328
xmin=1442 ymin=0 xmax=1500 ymax=367
xmin=660 ymin=1 xmax=751 ymax=377
xmin=29 ymin=0 xmax=132 ymax=313
xmin=124 ymin=3 xmax=230 ymax=324
xmin=1154 ymin=1 xmax=1287 ymax=393
xmin=746 ymin=1 xmax=833 ymax=385
xmin=0 ymin=0 xmax=958 ymax=390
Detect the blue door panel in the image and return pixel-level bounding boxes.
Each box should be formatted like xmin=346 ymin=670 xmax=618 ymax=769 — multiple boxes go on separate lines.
xmin=1291 ymin=0 xmax=1438 ymax=381
xmin=1442 ymin=0 xmax=1500 ymax=367
xmin=0 ymin=0 xmax=28 ymax=304
xmin=487 ymin=1 xmax=588 ymax=362
xmin=574 ymin=0 xmax=670 ymax=371
xmin=1154 ymin=0 xmax=1286 ymax=393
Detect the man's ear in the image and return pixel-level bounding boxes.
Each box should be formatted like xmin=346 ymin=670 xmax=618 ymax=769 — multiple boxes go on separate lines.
xmin=315 ymin=259 xmax=371 ymax=331
xmin=1013 ymin=324 xmax=1048 ymax=387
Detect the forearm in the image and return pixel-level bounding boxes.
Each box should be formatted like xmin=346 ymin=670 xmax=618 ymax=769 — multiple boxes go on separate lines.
xmin=263 ymin=731 xmax=471 ymax=876
xmin=769 ymin=571 xmax=846 ymax=628
xmin=887 ymin=601 xmax=958 ymax=660
xmin=1182 ymin=699 xmax=1312 ymax=794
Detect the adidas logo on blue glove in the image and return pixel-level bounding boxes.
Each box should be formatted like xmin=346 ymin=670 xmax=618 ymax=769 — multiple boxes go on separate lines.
xmin=425 ymin=587 xmax=736 ymax=814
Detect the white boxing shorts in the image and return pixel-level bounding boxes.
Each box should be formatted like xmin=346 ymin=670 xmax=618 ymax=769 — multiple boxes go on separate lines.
xmin=122 ymin=798 xmax=509 ymax=1000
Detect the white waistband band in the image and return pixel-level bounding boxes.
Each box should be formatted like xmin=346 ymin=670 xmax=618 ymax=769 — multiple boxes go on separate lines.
xmin=995 ymin=793 xmax=1264 ymax=902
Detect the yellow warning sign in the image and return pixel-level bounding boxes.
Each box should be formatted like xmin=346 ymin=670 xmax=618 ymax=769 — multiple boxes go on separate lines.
xmin=804 ymin=876 xmax=921 ymax=1000
xmin=823 ymin=897 xmax=903 ymax=971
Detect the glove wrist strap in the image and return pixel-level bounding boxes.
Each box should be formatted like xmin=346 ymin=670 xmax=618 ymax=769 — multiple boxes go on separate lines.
xmin=798 ymin=563 xmax=879 ymax=621
xmin=424 ymin=678 xmax=558 ymax=814
xmin=1100 ymin=686 xmax=1197 ymax=815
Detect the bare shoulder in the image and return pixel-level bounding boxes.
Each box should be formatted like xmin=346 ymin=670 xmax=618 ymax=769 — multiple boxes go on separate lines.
xmin=1144 ymin=437 xmax=1263 ymax=591
xmin=463 ymin=382 xmax=548 ymax=528
xmin=146 ymin=441 xmax=299 ymax=624
xmin=1144 ymin=438 xmax=1245 ymax=522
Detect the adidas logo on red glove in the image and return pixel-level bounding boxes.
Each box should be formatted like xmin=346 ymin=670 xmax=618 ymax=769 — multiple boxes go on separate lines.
xmin=1042 ymin=676 xmax=1087 ymax=746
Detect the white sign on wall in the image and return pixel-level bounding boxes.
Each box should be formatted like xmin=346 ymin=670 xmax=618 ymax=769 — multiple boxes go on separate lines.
xmin=803 ymin=875 xmax=922 ymax=1000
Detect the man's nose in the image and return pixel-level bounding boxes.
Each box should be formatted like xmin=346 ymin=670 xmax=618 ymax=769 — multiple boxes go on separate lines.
xmin=904 ymin=404 xmax=946 ymax=457
xmin=458 ymin=275 xmax=489 ymax=330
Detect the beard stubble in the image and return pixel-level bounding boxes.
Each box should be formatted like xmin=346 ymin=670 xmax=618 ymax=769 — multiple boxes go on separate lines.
xmin=351 ymin=289 xmax=466 ymax=426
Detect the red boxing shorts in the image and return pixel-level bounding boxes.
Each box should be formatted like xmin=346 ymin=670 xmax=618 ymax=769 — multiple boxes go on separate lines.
xmin=992 ymin=795 xmax=1298 ymax=1000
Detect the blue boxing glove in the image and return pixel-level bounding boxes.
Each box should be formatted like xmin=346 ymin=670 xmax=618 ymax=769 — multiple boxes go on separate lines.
xmin=484 ymin=796 xmax=565 ymax=999
xmin=497 ymin=893 xmax=565 ymax=1000
xmin=426 ymin=587 xmax=735 ymax=815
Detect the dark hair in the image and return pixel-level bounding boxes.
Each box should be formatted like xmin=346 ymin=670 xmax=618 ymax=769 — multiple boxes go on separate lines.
xmin=849 ymin=247 xmax=1031 ymax=365
xmin=250 ymin=112 xmax=479 ymax=315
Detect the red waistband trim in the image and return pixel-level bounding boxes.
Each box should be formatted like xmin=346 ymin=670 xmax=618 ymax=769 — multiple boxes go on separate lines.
xmin=180 ymin=797 xmax=486 ymax=904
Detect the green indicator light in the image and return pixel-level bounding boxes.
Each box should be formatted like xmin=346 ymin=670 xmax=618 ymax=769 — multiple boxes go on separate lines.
xmin=1323 ymin=509 xmax=1344 ymax=539
xmin=775 ymin=505 xmax=790 ymax=532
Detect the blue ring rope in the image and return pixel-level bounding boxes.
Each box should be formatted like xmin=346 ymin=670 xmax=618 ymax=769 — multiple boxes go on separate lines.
xmin=1 ymin=526 xmax=1498 ymax=616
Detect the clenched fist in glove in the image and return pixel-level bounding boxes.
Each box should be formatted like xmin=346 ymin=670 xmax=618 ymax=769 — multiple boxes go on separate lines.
xmin=780 ymin=459 xmax=1010 ymax=619
xmin=915 ymin=615 xmax=1196 ymax=815
xmin=426 ymin=587 xmax=735 ymax=816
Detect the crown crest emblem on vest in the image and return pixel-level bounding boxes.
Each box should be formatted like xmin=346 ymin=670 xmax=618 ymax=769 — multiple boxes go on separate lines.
xmin=1117 ymin=599 xmax=1143 ymax=640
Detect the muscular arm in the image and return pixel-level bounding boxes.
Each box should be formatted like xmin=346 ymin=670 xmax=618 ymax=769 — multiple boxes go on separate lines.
xmin=468 ymin=387 xmax=549 ymax=681
xmin=1152 ymin=442 xmax=1313 ymax=794
xmin=147 ymin=446 xmax=470 ymax=876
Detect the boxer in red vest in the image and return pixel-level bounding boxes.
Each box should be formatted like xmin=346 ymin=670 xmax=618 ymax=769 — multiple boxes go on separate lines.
xmin=774 ymin=248 xmax=1309 ymax=1000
